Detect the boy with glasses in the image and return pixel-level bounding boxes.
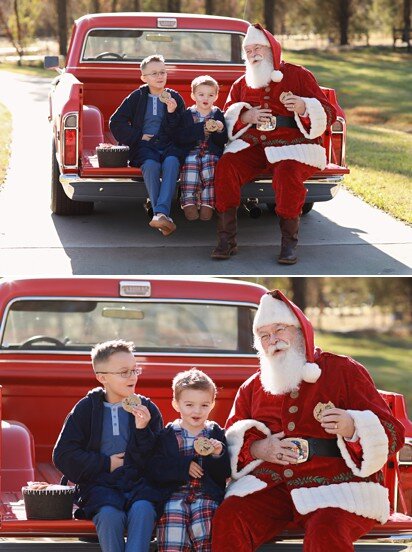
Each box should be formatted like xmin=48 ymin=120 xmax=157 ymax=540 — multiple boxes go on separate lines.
xmin=110 ymin=54 xmax=186 ymax=236
xmin=53 ymin=339 xmax=163 ymax=552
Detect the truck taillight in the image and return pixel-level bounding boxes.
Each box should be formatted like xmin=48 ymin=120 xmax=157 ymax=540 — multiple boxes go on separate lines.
xmin=330 ymin=116 xmax=346 ymax=166
xmin=62 ymin=113 xmax=78 ymax=168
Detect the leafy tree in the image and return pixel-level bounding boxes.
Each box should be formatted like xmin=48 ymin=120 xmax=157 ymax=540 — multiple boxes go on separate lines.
xmin=0 ymin=0 xmax=41 ymax=65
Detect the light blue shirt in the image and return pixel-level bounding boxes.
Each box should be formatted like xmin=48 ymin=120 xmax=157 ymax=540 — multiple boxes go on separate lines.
xmin=142 ymin=94 xmax=165 ymax=135
xmin=100 ymin=401 xmax=130 ymax=456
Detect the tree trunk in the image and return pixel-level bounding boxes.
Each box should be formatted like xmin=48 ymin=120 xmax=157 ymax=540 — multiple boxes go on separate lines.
xmin=290 ymin=278 xmax=307 ymax=312
xmin=13 ymin=0 xmax=24 ymax=65
xmin=338 ymin=0 xmax=351 ymax=46
xmin=168 ymin=0 xmax=181 ymax=12
xmin=56 ymin=0 xmax=67 ymax=57
xmin=111 ymin=0 xmax=119 ymax=11
xmin=205 ymin=0 xmax=215 ymax=15
xmin=0 ymin=5 xmax=24 ymax=63
xmin=403 ymin=0 xmax=411 ymax=50
xmin=93 ymin=0 xmax=100 ymax=13
xmin=264 ymin=0 xmax=275 ymax=34
xmin=133 ymin=0 xmax=141 ymax=10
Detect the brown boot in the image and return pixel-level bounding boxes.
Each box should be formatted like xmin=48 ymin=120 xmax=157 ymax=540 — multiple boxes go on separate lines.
xmin=278 ymin=217 xmax=299 ymax=264
xmin=211 ymin=207 xmax=238 ymax=260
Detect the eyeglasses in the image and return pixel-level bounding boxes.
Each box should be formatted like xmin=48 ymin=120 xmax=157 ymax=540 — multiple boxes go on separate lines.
xmin=95 ymin=367 xmax=142 ymax=378
xmin=258 ymin=325 xmax=291 ymax=342
xmin=142 ymin=70 xmax=167 ymax=78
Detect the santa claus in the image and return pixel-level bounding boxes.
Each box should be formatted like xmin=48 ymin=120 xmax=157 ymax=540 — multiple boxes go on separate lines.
xmin=211 ymin=290 xmax=405 ymax=551
xmin=211 ymin=24 xmax=337 ymax=264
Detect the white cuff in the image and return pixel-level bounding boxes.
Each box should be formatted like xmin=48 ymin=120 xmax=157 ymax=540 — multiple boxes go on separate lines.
xmin=294 ymin=97 xmax=327 ymax=139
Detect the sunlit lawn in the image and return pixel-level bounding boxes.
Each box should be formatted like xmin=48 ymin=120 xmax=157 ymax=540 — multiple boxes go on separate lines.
xmin=285 ymin=48 xmax=412 ymax=223
xmin=316 ymin=331 xmax=412 ymax=414
xmin=0 ymin=102 xmax=12 ymax=187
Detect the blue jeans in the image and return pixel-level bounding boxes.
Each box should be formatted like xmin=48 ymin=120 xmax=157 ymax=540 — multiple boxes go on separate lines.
xmin=93 ymin=500 xmax=155 ymax=552
xmin=141 ymin=156 xmax=180 ymax=217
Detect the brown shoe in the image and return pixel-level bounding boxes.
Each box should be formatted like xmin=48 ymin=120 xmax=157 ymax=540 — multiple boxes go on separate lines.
xmin=149 ymin=214 xmax=176 ymax=236
xmin=278 ymin=216 xmax=299 ymax=264
xmin=211 ymin=208 xmax=238 ymax=260
xmin=183 ymin=204 xmax=199 ymax=221
xmin=199 ymin=205 xmax=214 ymax=221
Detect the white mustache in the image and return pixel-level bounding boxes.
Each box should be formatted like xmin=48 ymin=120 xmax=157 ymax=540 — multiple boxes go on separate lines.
xmin=251 ymin=54 xmax=264 ymax=62
xmin=268 ymin=340 xmax=290 ymax=355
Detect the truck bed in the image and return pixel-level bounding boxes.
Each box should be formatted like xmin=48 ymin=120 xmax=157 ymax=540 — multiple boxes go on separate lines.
xmin=2 ymin=464 xmax=411 ymax=541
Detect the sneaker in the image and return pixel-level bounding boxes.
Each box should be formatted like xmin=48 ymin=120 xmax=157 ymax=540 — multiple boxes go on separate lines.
xmin=149 ymin=214 xmax=176 ymax=236
xmin=199 ymin=205 xmax=214 ymax=221
xmin=183 ymin=204 xmax=199 ymax=221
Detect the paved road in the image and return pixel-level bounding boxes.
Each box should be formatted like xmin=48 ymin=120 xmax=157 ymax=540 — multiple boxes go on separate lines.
xmin=0 ymin=71 xmax=411 ymax=276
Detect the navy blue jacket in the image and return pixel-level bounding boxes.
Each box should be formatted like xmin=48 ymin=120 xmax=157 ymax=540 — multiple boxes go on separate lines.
xmin=53 ymin=387 xmax=164 ymax=519
xmin=174 ymin=107 xmax=228 ymax=158
xmin=146 ymin=421 xmax=231 ymax=505
xmin=109 ymin=84 xmax=186 ymax=166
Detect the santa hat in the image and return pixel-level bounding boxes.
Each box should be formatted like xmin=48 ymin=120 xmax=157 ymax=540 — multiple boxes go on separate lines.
xmin=243 ymin=23 xmax=283 ymax=83
xmin=253 ymin=290 xmax=321 ymax=383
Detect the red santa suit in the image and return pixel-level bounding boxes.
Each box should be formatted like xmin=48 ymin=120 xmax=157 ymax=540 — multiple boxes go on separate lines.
xmin=215 ymin=26 xmax=336 ymax=219
xmin=211 ymin=291 xmax=405 ymax=552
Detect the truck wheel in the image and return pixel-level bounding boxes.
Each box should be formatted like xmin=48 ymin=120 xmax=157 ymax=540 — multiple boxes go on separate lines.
xmin=301 ymin=202 xmax=314 ymax=215
xmin=51 ymin=142 xmax=94 ymax=216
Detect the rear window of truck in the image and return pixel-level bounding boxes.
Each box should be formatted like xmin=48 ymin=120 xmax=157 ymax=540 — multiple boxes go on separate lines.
xmin=0 ymin=299 xmax=256 ymax=354
xmin=81 ymin=28 xmax=244 ymax=64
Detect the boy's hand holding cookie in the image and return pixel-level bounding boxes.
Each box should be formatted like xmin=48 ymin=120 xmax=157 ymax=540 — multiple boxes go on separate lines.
xmin=133 ymin=404 xmax=152 ymax=429
xmin=208 ymin=438 xmax=223 ymax=455
xmin=189 ymin=460 xmax=204 ymax=478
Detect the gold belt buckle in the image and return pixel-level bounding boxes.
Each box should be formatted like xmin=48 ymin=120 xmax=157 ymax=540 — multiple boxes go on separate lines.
xmin=256 ymin=115 xmax=277 ymax=131
xmin=282 ymin=437 xmax=309 ymax=463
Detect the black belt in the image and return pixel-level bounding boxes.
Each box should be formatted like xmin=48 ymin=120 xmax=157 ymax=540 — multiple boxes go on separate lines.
xmin=306 ymin=437 xmax=341 ymax=460
xmin=254 ymin=115 xmax=298 ymax=130
xmin=282 ymin=437 xmax=341 ymax=463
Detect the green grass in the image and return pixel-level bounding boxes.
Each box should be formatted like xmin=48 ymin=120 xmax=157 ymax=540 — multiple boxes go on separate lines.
xmin=316 ymin=331 xmax=412 ymax=415
xmin=0 ymin=102 xmax=12 ymax=187
xmin=285 ymin=48 xmax=412 ymax=223
xmin=0 ymin=60 xmax=51 ymax=78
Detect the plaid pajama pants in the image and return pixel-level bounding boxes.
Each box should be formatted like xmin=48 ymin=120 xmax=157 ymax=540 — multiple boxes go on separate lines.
xmin=157 ymin=496 xmax=218 ymax=552
xmin=180 ymin=150 xmax=219 ymax=209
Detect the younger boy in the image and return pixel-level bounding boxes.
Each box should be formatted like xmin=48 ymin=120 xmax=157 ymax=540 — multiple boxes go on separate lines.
xmin=175 ymin=76 xmax=228 ymax=221
xmin=110 ymin=55 xmax=185 ymax=236
xmin=147 ymin=368 xmax=230 ymax=552
xmin=53 ymin=340 xmax=163 ymax=552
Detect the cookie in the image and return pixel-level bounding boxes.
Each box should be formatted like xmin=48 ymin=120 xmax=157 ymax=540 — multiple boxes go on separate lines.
xmin=122 ymin=393 xmax=142 ymax=413
xmin=279 ymin=91 xmax=293 ymax=103
xmin=313 ymin=401 xmax=335 ymax=422
xmin=194 ymin=437 xmax=215 ymax=456
xmin=159 ymin=90 xmax=171 ymax=103
xmin=205 ymin=119 xmax=219 ymax=132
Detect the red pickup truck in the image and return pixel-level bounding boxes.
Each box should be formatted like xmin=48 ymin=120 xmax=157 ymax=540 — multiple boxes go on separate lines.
xmin=0 ymin=277 xmax=411 ymax=549
xmin=45 ymin=12 xmax=349 ymax=217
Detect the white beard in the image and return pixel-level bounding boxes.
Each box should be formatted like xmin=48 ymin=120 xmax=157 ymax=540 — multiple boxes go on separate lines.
xmin=258 ymin=342 xmax=307 ymax=395
xmin=245 ymin=56 xmax=274 ymax=89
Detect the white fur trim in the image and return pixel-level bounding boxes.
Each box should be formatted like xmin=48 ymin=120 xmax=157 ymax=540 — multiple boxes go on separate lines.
xmin=224 ymin=475 xmax=267 ymax=498
xmin=226 ymin=419 xmax=271 ymax=479
xmin=302 ymin=362 xmax=321 ymax=383
xmin=224 ymin=139 xmax=250 ymax=154
xmin=225 ymin=102 xmax=253 ymax=140
xmin=243 ymin=26 xmax=270 ymax=48
xmin=337 ymin=410 xmax=389 ymax=477
xmin=253 ymin=294 xmax=299 ymax=333
xmin=271 ymin=70 xmax=283 ymax=82
xmin=294 ymin=97 xmax=327 ymax=140
xmin=264 ymin=143 xmax=327 ymax=170
xmin=292 ymin=482 xmax=390 ymax=524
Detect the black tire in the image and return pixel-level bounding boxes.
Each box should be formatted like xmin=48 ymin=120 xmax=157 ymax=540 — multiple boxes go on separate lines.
xmin=266 ymin=202 xmax=314 ymax=216
xmin=51 ymin=141 xmax=94 ymax=216
xmin=301 ymin=202 xmax=314 ymax=215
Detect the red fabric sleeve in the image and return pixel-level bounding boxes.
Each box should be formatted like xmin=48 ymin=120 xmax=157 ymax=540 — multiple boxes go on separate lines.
xmin=238 ymin=427 xmax=267 ymax=468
